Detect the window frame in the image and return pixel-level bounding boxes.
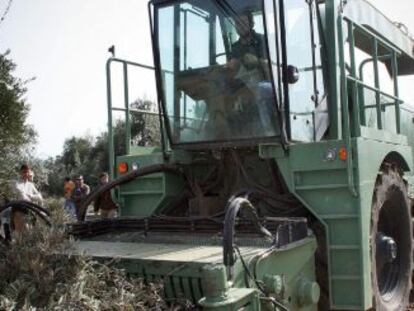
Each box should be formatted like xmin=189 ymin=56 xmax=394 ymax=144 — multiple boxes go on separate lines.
xmin=152 ymin=0 xmax=284 ymax=149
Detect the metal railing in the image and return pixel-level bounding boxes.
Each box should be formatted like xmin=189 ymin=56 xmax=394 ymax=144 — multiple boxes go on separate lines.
xmin=344 ymin=18 xmax=402 ymax=136
xmin=337 ymin=16 xmax=404 ymax=197
xmin=106 ymin=57 xmax=157 ymax=180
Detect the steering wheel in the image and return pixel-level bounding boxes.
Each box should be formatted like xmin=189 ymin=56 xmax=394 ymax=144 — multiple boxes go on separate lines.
xmin=214 ymin=52 xmax=227 ymax=63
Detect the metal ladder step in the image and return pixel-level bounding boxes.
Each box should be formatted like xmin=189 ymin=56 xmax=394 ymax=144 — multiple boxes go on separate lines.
xmin=295 ymin=184 xmax=349 ymax=191
xmin=329 ymin=245 xmax=360 ymax=250
xmin=330 ymin=275 xmax=361 ymax=281
xmin=320 ymin=214 xmax=358 ymax=220
xmin=121 ymin=190 xmax=164 ymax=195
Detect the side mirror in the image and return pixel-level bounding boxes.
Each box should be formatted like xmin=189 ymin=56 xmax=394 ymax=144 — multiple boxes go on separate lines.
xmin=287 ymin=65 xmax=299 ymax=84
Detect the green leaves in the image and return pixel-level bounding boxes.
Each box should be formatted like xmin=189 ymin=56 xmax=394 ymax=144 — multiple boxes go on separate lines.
xmin=0 ymin=51 xmax=36 ymax=202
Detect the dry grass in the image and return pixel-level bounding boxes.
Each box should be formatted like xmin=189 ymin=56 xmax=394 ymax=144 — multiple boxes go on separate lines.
xmin=0 ymin=199 xmax=171 ymax=310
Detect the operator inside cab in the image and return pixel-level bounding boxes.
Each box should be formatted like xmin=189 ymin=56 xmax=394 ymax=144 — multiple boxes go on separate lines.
xmin=228 ymin=11 xmax=266 ymax=75
xmin=226 ymin=11 xmax=277 ymax=136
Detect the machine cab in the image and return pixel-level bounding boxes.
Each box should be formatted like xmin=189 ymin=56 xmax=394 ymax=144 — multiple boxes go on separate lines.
xmin=151 ymin=0 xmax=325 ymax=148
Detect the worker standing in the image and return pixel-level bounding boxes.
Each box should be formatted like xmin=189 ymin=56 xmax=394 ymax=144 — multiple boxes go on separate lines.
xmin=0 ymin=164 xmax=43 ymax=234
xmin=14 ymin=164 xmax=43 ymax=205
xmin=63 ymin=177 xmax=76 ymax=219
xmin=71 ymin=175 xmax=90 ymax=221
xmin=94 ymin=172 xmax=118 ymax=219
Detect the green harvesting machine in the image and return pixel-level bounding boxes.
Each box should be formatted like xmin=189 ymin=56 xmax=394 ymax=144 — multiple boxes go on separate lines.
xmin=71 ymin=0 xmax=414 ymax=309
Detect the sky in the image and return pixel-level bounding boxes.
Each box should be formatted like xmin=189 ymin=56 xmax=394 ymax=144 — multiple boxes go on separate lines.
xmin=0 ymin=0 xmax=413 ymax=158
xmin=0 ymin=0 xmax=156 ymax=158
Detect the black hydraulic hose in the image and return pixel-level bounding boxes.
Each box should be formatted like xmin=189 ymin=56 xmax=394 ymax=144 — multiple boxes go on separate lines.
xmin=2 ymin=224 xmax=10 ymax=245
xmin=3 ymin=201 xmax=51 ymax=226
xmin=223 ymin=195 xmax=273 ymax=268
xmin=0 ymin=200 xmax=52 ymax=244
xmin=4 ymin=200 xmax=51 ymax=216
xmin=78 ymin=164 xmax=181 ymax=221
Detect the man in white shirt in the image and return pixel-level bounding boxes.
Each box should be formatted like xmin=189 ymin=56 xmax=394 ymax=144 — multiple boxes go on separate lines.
xmin=14 ymin=164 xmax=43 ymax=205
xmin=0 ymin=164 xmax=43 ymax=235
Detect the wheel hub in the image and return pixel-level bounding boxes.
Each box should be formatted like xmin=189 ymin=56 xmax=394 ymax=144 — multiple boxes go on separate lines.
xmin=376 ymin=232 xmax=397 ymax=266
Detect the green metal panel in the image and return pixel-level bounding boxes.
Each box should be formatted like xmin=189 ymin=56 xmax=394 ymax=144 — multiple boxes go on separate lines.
xmin=116 ymin=151 xmax=185 ymax=217
xmin=400 ymin=105 xmax=414 ymax=161
xmin=254 ymin=238 xmax=318 ymax=311
xmin=200 ymin=288 xmax=260 ymax=311
xmin=75 ymin=237 xmax=318 ymax=310
xmin=267 ymin=141 xmax=362 ymax=309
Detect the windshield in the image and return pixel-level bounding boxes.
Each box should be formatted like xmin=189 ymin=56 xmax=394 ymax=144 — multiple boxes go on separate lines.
xmin=155 ymin=0 xmax=280 ymax=145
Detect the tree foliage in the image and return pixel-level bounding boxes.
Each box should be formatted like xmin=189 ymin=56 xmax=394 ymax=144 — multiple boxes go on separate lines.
xmin=0 ymin=50 xmax=36 ymax=201
xmin=130 ymin=98 xmax=161 ymax=147
xmin=61 ymin=136 xmax=93 ymax=175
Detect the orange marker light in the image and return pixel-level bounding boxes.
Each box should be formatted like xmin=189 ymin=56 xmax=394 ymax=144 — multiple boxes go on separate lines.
xmin=339 ymin=147 xmax=348 ymax=161
xmin=118 ymin=162 xmax=128 ymax=174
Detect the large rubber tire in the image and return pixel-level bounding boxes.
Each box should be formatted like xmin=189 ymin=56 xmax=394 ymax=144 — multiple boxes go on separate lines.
xmin=371 ymin=165 xmax=412 ymax=310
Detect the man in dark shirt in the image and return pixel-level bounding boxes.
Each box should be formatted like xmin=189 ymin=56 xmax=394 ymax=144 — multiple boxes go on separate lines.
xmin=72 ymin=175 xmax=90 ymax=221
xmin=227 ymin=11 xmax=276 ymax=135
xmin=228 ymin=11 xmax=266 ymax=75
xmin=94 ymin=172 xmax=118 ymax=219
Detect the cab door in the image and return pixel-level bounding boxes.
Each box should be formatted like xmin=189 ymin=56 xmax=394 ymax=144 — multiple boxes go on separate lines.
xmin=264 ymin=0 xmax=327 ymax=142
